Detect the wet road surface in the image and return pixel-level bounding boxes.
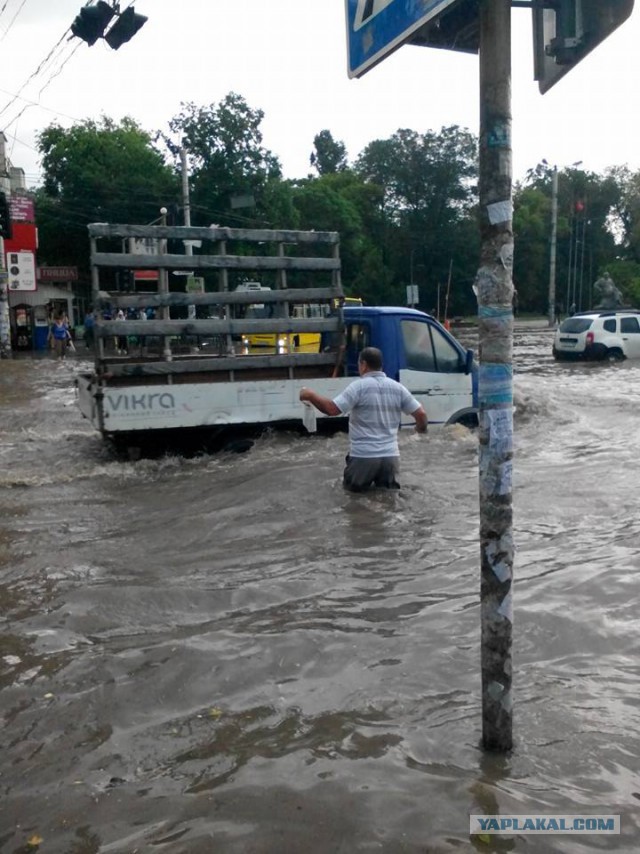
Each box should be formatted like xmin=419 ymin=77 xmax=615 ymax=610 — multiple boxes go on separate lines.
xmin=1 ymin=330 xmax=639 ymax=852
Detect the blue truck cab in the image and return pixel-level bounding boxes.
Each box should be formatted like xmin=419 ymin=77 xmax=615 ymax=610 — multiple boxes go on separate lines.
xmin=341 ymin=306 xmax=478 ymax=429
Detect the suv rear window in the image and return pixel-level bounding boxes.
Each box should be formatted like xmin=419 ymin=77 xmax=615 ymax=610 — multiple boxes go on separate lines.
xmin=560 ymin=318 xmax=593 ymax=333
xmin=603 ymin=319 xmax=617 ymax=332
xmin=621 ymin=317 xmax=640 ymax=333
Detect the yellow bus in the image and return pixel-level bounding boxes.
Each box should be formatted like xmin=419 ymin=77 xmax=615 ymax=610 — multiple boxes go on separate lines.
xmin=241 ymin=291 xmax=363 ymax=353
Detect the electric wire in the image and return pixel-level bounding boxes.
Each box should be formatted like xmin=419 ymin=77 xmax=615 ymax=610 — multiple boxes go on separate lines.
xmin=0 ymin=33 xmax=72 ymax=120
xmin=0 ymin=0 xmax=145 ymax=130
xmin=0 ymin=86 xmax=83 ymax=124
xmin=0 ymin=0 xmax=27 ymax=43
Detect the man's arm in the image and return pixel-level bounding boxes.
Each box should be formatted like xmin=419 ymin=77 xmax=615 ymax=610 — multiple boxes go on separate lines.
xmin=299 ymin=387 xmax=341 ymax=417
xmin=412 ymin=405 xmax=428 ymax=434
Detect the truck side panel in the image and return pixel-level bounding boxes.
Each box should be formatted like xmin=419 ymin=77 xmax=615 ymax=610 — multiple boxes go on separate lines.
xmin=78 ymin=375 xmax=353 ymax=434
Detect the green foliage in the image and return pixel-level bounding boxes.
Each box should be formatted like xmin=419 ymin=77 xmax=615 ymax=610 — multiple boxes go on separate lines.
xmin=165 ymin=93 xmax=281 ymax=228
xmin=291 ymin=171 xmax=391 ymax=303
xmin=355 ymin=125 xmax=479 ymax=311
xmin=310 ymin=130 xmax=348 ymax=175
xmin=36 ymin=116 xmax=178 ymax=272
xmin=513 ymin=186 xmax=551 ymax=311
xmin=607 ymin=166 xmax=640 ymax=263
xmin=29 ymin=95 xmax=640 ymax=318
xmin=600 ymin=259 xmax=640 ymax=307
xmin=518 ymin=162 xmax=622 ymax=312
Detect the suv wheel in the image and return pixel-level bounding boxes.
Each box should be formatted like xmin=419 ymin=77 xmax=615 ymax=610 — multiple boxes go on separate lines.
xmin=605 ymin=348 xmax=625 ymax=362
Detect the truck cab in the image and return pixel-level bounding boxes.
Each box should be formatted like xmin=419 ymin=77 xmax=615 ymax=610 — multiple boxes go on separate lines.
xmin=342 ymin=306 xmax=477 ymax=429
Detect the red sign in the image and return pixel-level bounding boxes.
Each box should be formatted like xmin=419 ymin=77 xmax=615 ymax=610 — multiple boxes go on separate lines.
xmin=37 ymin=266 xmax=79 ymax=282
xmin=9 ymin=196 xmax=35 ymax=223
xmin=4 ymin=222 xmax=38 ymax=253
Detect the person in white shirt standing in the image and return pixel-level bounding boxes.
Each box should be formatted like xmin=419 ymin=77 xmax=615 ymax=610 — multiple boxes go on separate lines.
xmin=299 ymin=346 xmax=427 ymax=491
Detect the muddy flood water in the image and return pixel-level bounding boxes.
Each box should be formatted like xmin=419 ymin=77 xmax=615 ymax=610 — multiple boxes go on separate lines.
xmin=1 ymin=327 xmax=639 ymax=853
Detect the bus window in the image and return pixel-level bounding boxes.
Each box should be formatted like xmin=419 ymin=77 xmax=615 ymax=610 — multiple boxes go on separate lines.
xmin=332 ymin=296 xmax=363 ymax=310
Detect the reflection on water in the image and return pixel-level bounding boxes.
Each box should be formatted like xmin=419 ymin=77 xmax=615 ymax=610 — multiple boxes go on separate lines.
xmin=1 ymin=335 xmax=640 ymax=852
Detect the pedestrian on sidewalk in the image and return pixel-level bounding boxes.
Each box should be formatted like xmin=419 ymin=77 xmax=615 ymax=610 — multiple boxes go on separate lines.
xmin=48 ymin=313 xmax=70 ymax=360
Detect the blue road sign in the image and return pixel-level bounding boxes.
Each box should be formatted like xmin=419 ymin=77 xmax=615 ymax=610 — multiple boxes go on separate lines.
xmin=345 ymin=0 xmax=462 ymax=78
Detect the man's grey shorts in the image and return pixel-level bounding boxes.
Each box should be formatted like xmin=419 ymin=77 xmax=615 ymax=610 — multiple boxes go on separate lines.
xmin=343 ymin=455 xmax=400 ymax=492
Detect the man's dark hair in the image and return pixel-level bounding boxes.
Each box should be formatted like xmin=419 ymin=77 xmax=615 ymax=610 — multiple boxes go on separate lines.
xmin=359 ymin=347 xmax=383 ymax=371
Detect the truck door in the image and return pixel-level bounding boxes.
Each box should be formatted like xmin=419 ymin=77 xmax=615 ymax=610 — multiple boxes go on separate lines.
xmin=398 ymin=318 xmax=474 ymax=427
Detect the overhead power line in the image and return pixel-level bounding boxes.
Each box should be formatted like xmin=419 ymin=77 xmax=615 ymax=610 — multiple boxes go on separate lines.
xmin=0 ymin=86 xmax=83 ymax=124
xmin=0 ymin=28 xmax=72 ymax=120
xmin=0 ymin=1 xmax=149 ymax=127
xmin=0 ymin=0 xmax=27 ymax=43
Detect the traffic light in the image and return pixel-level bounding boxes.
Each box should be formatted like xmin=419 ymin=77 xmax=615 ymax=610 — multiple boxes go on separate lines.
xmin=533 ymin=0 xmax=635 ymax=93
xmin=104 ymin=7 xmax=148 ymax=49
xmin=0 ymin=191 xmax=12 ymax=240
xmin=71 ymin=1 xmax=115 ymax=46
xmin=119 ymin=269 xmax=133 ymax=290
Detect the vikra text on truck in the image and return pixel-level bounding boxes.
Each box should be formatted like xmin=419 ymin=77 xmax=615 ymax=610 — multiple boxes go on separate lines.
xmin=76 ymin=224 xmax=478 ymax=450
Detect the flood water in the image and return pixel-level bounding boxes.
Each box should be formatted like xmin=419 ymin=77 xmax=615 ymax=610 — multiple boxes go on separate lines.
xmin=1 ymin=327 xmax=639 ymax=853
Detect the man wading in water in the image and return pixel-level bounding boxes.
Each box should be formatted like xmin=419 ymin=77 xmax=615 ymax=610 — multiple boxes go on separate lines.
xmin=299 ymin=346 xmax=427 ymax=492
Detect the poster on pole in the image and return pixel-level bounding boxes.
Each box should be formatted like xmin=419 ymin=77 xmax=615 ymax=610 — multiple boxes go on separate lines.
xmin=406 ymin=284 xmax=419 ymax=306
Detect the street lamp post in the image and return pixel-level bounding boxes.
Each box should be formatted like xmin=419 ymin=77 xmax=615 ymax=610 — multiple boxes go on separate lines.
xmin=544 ymin=159 xmax=582 ymax=325
xmin=548 ymin=166 xmax=558 ymax=327
xmin=159 ymin=206 xmax=172 ymax=362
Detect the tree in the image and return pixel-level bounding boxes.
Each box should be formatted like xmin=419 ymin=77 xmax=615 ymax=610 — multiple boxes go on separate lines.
xmin=164 ymin=93 xmax=282 ymax=228
xmin=355 ymin=126 xmax=479 ymax=311
xmin=512 ymin=184 xmax=552 ymax=312
xmin=520 ymin=162 xmax=619 ymax=312
xmin=607 ymin=165 xmax=640 ymax=263
xmin=310 ymin=130 xmax=348 ymax=175
xmin=291 ymin=170 xmax=391 ymax=302
xmin=36 ymin=116 xmax=178 ymax=274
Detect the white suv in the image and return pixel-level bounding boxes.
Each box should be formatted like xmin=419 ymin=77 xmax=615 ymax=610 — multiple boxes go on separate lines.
xmin=552 ymin=310 xmax=640 ymax=362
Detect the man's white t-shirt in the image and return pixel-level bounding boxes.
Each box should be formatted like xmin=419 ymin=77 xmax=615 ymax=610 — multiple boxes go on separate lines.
xmin=333 ymin=371 xmax=421 ymax=458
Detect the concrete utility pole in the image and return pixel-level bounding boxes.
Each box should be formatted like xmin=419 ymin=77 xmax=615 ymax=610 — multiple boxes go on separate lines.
xmin=180 ymin=146 xmax=192 ymax=234
xmin=180 ymin=146 xmax=196 ymax=320
xmin=159 ymin=207 xmax=172 ymax=363
xmin=0 ymin=236 xmax=11 ymax=357
xmin=548 ymin=165 xmax=558 ymax=327
xmin=477 ymin=0 xmax=514 ymax=753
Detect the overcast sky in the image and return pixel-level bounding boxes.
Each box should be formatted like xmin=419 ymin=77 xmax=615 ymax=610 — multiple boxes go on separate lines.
xmin=2 ymin=1 xmax=639 ymax=189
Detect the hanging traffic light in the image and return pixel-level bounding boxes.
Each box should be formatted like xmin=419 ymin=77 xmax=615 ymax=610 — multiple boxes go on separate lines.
xmin=0 ymin=191 xmax=12 ymax=240
xmin=104 ymin=7 xmax=148 ymax=49
xmin=71 ymin=1 xmax=115 ymax=46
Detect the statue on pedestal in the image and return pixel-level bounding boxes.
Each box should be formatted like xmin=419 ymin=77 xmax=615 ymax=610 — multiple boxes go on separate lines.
xmin=593 ymin=272 xmax=624 ymax=310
